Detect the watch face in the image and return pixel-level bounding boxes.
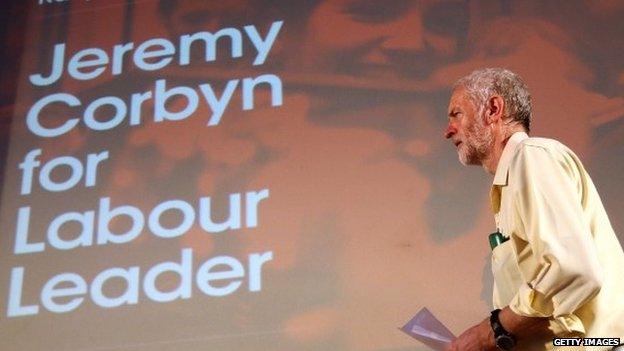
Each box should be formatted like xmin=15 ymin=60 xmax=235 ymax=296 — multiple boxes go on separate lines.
xmin=496 ymin=335 xmax=515 ymax=350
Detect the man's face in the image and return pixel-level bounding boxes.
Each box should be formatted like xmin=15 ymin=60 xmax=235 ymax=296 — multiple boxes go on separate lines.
xmin=160 ymin=0 xmax=248 ymax=33
xmin=303 ymin=0 xmax=469 ymax=81
xmin=445 ymin=87 xmax=492 ymax=166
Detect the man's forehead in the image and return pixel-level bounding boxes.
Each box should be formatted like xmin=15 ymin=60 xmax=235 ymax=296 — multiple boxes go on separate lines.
xmin=450 ymin=86 xmax=467 ymax=100
xmin=448 ymin=87 xmax=467 ymax=111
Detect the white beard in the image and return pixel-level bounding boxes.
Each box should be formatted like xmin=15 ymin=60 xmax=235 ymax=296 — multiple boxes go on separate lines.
xmin=458 ymin=115 xmax=493 ymax=166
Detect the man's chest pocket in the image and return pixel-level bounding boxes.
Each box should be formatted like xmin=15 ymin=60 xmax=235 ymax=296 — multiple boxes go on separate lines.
xmin=491 ymin=240 xmax=524 ymax=308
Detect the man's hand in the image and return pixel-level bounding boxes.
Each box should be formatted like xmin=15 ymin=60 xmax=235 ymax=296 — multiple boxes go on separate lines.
xmin=445 ymin=307 xmax=552 ymax=350
xmin=445 ymin=317 xmax=497 ymax=351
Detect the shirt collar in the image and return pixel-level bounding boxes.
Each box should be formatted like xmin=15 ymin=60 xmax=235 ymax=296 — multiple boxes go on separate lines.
xmin=492 ymin=131 xmax=528 ymax=186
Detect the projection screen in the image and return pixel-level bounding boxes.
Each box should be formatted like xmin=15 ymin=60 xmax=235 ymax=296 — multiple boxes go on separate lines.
xmin=1 ymin=1 xmax=623 ymax=350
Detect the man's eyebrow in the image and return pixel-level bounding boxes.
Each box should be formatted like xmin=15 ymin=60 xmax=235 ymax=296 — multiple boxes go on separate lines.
xmin=448 ymin=108 xmax=459 ymax=117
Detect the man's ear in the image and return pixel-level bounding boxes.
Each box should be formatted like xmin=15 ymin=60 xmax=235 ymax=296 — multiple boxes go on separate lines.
xmin=486 ymin=95 xmax=505 ymax=124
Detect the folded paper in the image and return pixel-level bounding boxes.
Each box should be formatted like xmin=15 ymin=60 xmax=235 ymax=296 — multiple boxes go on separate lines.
xmin=399 ymin=307 xmax=456 ymax=351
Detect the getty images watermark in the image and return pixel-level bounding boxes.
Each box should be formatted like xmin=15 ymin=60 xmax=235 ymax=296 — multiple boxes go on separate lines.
xmin=553 ymin=338 xmax=622 ymax=349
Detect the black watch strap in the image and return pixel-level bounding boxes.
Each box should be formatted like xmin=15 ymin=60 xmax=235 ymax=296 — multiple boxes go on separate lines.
xmin=490 ymin=309 xmax=516 ymax=350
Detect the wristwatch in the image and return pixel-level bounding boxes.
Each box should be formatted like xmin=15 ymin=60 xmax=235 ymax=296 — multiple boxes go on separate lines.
xmin=490 ymin=309 xmax=516 ymax=350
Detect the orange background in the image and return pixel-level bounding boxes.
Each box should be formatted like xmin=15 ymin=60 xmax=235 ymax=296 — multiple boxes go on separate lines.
xmin=1 ymin=1 xmax=623 ymax=350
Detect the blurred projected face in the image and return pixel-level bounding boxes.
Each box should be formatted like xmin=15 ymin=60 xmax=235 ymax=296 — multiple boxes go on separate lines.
xmin=157 ymin=0 xmax=283 ymax=69
xmin=446 ymin=87 xmax=492 ymax=166
xmin=160 ymin=0 xmax=249 ymax=33
xmin=305 ymin=0 xmax=469 ymax=80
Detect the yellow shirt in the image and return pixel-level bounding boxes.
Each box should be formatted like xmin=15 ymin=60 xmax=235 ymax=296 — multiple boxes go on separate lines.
xmin=490 ymin=132 xmax=624 ymax=350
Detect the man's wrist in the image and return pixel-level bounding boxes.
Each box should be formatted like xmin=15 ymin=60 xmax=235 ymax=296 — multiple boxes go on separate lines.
xmin=482 ymin=317 xmax=496 ymax=349
xmin=490 ymin=309 xmax=517 ymax=350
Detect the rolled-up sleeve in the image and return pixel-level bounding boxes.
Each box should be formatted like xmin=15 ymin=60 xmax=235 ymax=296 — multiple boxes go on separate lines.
xmin=508 ymin=144 xmax=603 ymax=334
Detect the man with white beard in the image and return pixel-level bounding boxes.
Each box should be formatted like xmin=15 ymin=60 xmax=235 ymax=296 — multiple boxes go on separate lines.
xmin=443 ymin=68 xmax=624 ymax=351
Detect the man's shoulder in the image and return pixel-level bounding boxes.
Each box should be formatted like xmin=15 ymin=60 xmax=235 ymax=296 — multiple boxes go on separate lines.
xmin=510 ymin=136 xmax=582 ymax=175
xmin=514 ymin=136 xmax=574 ymax=159
xmin=520 ymin=136 xmax=565 ymax=151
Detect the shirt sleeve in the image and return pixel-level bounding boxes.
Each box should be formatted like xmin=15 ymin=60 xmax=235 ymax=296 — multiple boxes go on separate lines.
xmin=508 ymin=144 xmax=603 ymax=334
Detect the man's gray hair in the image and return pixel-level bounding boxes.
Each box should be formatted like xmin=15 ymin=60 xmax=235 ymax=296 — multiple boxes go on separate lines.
xmin=454 ymin=68 xmax=532 ymax=132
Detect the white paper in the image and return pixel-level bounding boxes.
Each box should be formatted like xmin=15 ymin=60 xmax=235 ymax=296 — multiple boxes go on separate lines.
xmin=399 ymin=307 xmax=456 ymax=351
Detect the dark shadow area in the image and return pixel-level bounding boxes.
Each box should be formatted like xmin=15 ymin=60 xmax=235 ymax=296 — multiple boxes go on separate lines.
xmin=0 ymin=2 xmax=31 ymax=202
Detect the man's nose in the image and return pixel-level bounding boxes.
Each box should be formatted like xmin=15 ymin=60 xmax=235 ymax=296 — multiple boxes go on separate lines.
xmin=444 ymin=122 xmax=456 ymax=139
xmin=380 ymin=10 xmax=426 ymax=52
xmin=380 ymin=30 xmax=425 ymax=52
